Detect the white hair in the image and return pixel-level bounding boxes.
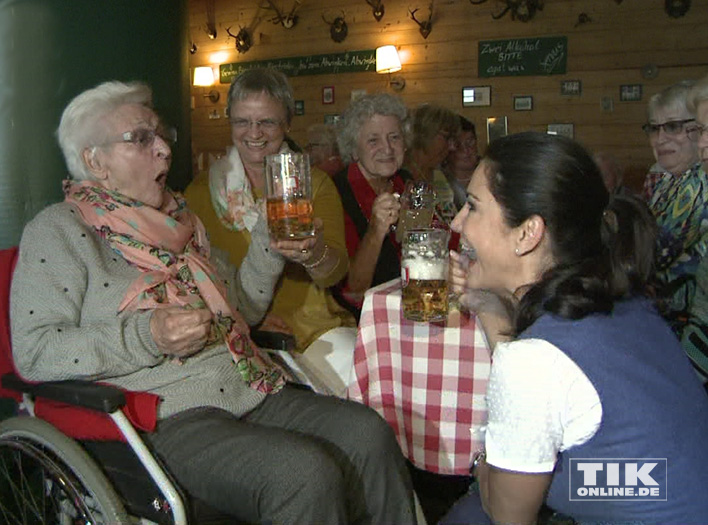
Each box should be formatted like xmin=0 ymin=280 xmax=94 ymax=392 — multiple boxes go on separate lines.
xmin=56 ymin=81 xmax=153 ymax=180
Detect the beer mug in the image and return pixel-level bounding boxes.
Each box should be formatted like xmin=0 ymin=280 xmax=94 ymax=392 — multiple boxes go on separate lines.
xmin=264 ymin=152 xmax=315 ymax=240
xmin=401 ymin=228 xmax=450 ymax=322
xmin=395 ymin=180 xmax=436 ymax=243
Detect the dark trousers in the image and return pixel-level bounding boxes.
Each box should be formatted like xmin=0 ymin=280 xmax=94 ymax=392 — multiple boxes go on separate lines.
xmin=146 ymin=385 xmax=417 ymax=524
xmin=406 ymin=461 xmax=472 ymax=525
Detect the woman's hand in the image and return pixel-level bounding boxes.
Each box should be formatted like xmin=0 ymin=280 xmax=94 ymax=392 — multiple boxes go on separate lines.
xmin=150 ymin=307 xmax=213 ymax=358
xmin=369 ymin=192 xmax=400 ymax=237
xmin=449 ymin=250 xmax=472 ymax=295
xmin=271 ymin=217 xmax=324 ymax=265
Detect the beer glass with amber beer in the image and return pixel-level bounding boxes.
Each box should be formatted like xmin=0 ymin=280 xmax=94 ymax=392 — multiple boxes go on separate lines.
xmin=264 ymin=152 xmax=315 ymax=240
xmin=401 ymin=228 xmax=450 ymax=322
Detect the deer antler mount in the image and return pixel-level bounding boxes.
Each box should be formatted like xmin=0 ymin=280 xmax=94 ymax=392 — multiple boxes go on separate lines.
xmin=262 ymin=0 xmax=302 ymax=29
xmin=409 ymin=2 xmax=434 ymax=39
xmin=204 ymin=0 xmax=217 ymax=39
xmin=226 ymin=26 xmax=253 ymax=54
xmin=322 ymin=12 xmax=348 ymax=43
xmin=470 ymin=0 xmax=544 ymax=22
xmin=366 ymin=0 xmax=385 ymax=22
xmin=665 ymin=0 xmax=690 ymax=18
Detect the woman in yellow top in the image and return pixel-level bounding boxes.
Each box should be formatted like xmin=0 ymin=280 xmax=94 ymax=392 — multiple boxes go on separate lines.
xmin=186 ymin=68 xmax=356 ymax=396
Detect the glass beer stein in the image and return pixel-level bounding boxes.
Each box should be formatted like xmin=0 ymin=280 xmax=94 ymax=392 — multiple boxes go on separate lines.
xmin=395 ymin=180 xmax=436 ymax=243
xmin=401 ymin=228 xmax=450 ymax=322
xmin=264 ymin=152 xmax=315 ymax=240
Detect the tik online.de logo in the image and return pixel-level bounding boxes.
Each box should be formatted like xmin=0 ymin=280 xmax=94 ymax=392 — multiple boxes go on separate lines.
xmin=569 ymin=458 xmax=667 ymax=501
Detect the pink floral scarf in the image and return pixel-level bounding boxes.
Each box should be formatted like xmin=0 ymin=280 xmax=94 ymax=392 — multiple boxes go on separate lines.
xmin=63 ymin=180 xmax=285 ymax=394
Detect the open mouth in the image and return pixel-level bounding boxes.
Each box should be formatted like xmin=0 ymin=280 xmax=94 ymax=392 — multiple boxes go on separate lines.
xmin=155 ymin=172 xmax=167 ymax=186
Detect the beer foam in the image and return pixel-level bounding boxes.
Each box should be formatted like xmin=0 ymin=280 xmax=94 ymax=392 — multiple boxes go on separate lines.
xmin=402 ymin=255 xmax=448 ymax=280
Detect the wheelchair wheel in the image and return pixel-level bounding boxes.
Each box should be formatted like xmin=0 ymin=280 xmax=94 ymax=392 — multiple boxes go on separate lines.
xmin=0 ymin=416 xmax=129 ymax=524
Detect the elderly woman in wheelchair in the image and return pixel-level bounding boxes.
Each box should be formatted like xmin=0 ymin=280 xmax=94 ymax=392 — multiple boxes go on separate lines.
xmin=5 ymin=80 xmax=417 ymax=524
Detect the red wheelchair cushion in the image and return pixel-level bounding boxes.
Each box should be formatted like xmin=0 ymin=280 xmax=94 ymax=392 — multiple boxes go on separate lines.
xmin=34 ymin=388 xmax=160 ymax=441
xmin=1 ymin=246 xmax=160 ymax=441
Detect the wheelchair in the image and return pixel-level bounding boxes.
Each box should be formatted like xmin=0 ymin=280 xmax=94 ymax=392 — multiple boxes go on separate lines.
xmin=0 ymin=245 xmax=298 ymax=524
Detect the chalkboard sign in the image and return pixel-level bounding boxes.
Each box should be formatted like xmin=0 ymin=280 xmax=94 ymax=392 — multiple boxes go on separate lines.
xmin=220 ymin=50 xmax=376 ymax=84
xmin=478 ymin=36 xmax=567 ymax=78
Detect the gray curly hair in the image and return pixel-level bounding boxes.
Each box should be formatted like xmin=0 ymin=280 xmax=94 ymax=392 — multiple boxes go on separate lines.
xmin=57 ymin=81 xmax=153 ymax=181
xmin=336 ymin=93 xmax=408 ymax=163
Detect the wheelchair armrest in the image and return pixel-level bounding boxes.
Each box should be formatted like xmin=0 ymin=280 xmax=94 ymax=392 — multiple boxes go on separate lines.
xmin=250 ymin=329 xmax=297 ymax=352
xmin=1 ymin=373 xmax=126 ymax=413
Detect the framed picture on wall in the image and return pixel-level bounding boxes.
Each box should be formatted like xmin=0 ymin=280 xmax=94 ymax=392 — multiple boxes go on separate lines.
xmin=294 ymin=100 xmax=305 ymax=116
xmin=620 ymin=84 xmax=643 ymax=102
xmin=322 ymin=86 xmax=335 ymax=104
xmin=513 ymin=95 xmax=533 ymax=111
xmin=547 ymin=123 xmax=574 ymax=139
xmin=486 ymin=116 xmax=508 ymax=144
xmin=462 ymin=86 xmax=491 ymax=107
xmin=324 ymin=114 xmax=340 ymax=125
xmin=560 ymin=80 xmax=582 ymax=96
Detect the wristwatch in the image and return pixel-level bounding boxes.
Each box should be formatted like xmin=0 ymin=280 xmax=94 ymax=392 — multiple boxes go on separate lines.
xmin=470 ymin=450 xmax=486 ymax=477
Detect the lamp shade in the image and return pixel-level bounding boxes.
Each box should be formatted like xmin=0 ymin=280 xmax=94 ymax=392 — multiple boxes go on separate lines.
xmin=193 ymin=66 xmax=215 ymax=86
xmin=376 ymin=45 xmax=402 ymax=74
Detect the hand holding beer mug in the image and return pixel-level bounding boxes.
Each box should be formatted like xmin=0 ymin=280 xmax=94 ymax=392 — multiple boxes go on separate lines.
xmin=265 ymin=152 xmax=315 ymax=240
xmin=401 ymin=228 xmax=450 ymax=322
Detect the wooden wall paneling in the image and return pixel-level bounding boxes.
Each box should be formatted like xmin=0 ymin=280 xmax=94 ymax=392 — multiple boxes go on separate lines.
xmin=188 ymin=0 xmax=708 ymax=190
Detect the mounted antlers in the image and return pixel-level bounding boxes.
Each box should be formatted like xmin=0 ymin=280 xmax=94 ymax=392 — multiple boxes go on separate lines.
xmin=204 ymin=0 xmax=217 ymax=39
xmin=261 ymin=0 xmax=301 ymax=29
xmin=226 ymin=25 xmax=254 ymax=54
xmin=322 ymin=12 xmax=348 ymax=43
xmin=365 ymin=0 xmax=385 ymax=22
xmin=469 ymin=0 xmax=544 ymax=23
xmin=409 ymin=2 xmax=434 ymax=39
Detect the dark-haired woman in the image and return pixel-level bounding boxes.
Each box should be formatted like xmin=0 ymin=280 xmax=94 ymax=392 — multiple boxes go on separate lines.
xmin=442 ymin=132 xmax=708 ymax=523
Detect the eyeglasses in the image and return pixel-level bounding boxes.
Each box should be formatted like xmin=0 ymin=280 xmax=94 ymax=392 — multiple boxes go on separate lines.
xmin=641 ymin=119 xmax=695 ymax=137
xmin=687 ymin=123 xmax=708 ymax=142
xmin=230 ymin=118 xmax=283 ymax=132
xmin=455 ymin=139 xmax=478 ymax=151
xmin=102 ymin=126 xmax=177 ymax=148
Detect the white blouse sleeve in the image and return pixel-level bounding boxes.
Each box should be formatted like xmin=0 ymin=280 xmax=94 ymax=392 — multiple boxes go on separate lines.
xmin=484 ymin=338 xmax=602 ymax=474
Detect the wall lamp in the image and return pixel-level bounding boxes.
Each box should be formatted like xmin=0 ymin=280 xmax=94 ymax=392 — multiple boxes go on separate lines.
xmin=376 ymin=45 xmax=405 ymax=91
xmin=193 ymin=66 xmax=220 ymax=103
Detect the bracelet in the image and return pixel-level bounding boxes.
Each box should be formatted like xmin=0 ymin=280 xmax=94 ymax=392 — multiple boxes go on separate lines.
xmin=303 ymin=244 xmax=329 ymax=270
xmin=470 ymin=450 xmax=486 ymax=477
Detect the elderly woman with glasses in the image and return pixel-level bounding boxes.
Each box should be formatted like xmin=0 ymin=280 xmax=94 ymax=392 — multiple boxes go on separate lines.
xmin=186 ymin=68 xmax=357 ymax=396
xmin=10 ymin=80 xmax=417 ymax=523
xmin=403 ymin=103 xmax=461 ymax=225
xmin=641 ymin=80 xmax=707 ymax=339
xmin=442 ymin=116 xmax=480 ymax=211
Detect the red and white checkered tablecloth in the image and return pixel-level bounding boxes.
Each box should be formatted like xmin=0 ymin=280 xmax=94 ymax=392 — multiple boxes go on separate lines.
xmin=347 ymin=279 xmax=491 ymax=476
